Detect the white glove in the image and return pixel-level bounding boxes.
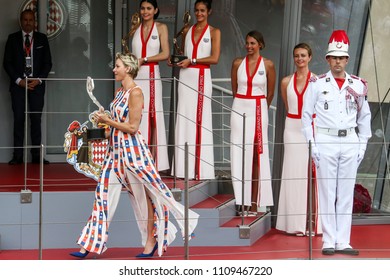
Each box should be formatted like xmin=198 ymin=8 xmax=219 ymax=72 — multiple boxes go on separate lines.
xmin=357 ymin=148 xmax=366 ymax=165
xmin=311 ymin=144 xmax=320 ymax=167
xmin=357 ymin=139 xmax=368 ymax=166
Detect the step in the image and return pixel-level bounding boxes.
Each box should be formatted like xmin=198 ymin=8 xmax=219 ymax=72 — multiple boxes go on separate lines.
xmin=169 ymin=178 xmax=271 ymax=246
xmin=0 ymin=176 xmax=270 ymax=249
xmin=192 ymin=194 xmax=234 ymax=209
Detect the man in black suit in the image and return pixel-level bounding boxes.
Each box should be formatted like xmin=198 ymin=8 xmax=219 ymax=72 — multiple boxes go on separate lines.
xmin=3 ymin=9 xmax=52 ymax=164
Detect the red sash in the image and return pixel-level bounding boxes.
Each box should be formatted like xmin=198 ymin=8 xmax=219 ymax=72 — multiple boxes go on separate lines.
xmin=142 ymin=62 xmax=159 ymax=164
xmin=192 ymin=65 xmax=209 ymax=180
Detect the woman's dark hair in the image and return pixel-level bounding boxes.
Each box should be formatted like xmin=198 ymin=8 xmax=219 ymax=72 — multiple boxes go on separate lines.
xmin=195 ymin=0 xmax=212 ymax=10
xmin=246 ymin=30 xmax=265 ymax=50
xmin=140 ymin=0 xmax=160 ymax=19
xmin=293 ymin=42 xmax=312 ymax=57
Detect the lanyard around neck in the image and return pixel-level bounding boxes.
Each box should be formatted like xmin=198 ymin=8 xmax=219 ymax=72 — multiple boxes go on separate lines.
xmin=24 ymin=34 xmax=33 ymax=56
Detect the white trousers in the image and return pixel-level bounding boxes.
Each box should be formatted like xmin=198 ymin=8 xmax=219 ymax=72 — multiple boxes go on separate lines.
xmin=315 ymin=132 xmax=359 ymax=249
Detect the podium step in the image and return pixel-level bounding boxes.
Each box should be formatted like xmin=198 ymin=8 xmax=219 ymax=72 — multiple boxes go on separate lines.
xmin=0 ymin=167 xmax=271 ymax=249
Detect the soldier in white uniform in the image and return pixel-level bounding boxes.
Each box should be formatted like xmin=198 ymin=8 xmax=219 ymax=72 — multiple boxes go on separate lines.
xmin=302 ymin=30 xmax=371 ymax=256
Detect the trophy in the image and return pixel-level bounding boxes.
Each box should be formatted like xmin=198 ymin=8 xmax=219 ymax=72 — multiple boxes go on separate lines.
xmin=170 ymin=11 xmax=191 ymax=65
xmin=85 ymin=77 xmax=107 ymax=141
xmin=122 ymin=12 xmax=141 ymax=54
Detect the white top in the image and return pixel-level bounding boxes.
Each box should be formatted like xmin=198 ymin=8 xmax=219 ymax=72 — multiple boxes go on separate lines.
xmin=132 ymin=23 xmax=160 ymax=58
xmin=184 ymin=24 xmax=211 ymax=59
xmin=236 ymin=56 xmax=267 ymax=96
xmin=302 ymin=70 xmax=371 ymax=143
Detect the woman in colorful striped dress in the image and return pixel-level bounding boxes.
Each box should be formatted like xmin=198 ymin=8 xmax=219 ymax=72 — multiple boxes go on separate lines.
xmin=70 ymin=53 xmax=199 ymax=259
xmin=230 ymin=30 xmax=275 ymax=215
xmin=132 ymin=0 xmax=170 ymax=171
xmin=172 ymin=0 xmax=221 ymax=180
xmin=276 ymin=43 xmax=322 ymax=236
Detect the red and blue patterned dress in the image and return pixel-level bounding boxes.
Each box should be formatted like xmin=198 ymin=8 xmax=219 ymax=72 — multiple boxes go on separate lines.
xmin=76 ymin=86 xmax=199 ymax=256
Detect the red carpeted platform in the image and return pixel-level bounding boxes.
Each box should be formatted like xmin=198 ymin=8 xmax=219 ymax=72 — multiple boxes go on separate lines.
xmin=1 ymin=163 xmax=390 ymax=260
xmin=0 ymin=163 xmax=199 ymax=192
xmin=1 ymin=225 xmax=389 ymax=260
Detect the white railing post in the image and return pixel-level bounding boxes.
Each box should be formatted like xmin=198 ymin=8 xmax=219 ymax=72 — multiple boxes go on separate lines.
xmin=184 ymin=142 xmax=189 ymax=260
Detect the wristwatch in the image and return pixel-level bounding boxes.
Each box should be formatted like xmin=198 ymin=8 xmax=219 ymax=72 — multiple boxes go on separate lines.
xmin=143 ymin=57 xmax=148 ymax=64
xmin=191 ymin=58 xmax=197 ymax=65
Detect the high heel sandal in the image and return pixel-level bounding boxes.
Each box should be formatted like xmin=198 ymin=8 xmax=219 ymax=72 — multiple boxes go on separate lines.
xmin=70 ymin=250 xmax=89 ymax=259
xmin=136 ymin=242 xmax=158 ymax=258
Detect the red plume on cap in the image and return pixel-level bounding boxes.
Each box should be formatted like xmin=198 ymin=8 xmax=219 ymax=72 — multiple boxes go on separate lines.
xmin=328 ymin=30 xmax=350 ymax=44
xmin=326 ymin=30 xmax=350 ymax=57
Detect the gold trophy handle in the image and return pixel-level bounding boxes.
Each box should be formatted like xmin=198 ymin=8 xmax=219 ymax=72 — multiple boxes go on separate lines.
xmin=183 ymin=10 xmax=191 ymax=26
xmin=173 ymin=11 xmax=191 ymax=55
xmin=122 ymin=12 xmax=141 ymax=54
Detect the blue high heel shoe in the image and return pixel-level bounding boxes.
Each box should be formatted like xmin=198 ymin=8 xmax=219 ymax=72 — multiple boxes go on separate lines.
xmin=136 ymin=243 xmax=158 ymax=258
xmin=70 ymin=250 xmax=89 ymax=259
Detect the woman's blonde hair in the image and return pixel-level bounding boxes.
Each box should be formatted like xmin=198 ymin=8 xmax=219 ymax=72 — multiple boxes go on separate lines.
xmin=115 ymin=52 xmax=139 ymax=78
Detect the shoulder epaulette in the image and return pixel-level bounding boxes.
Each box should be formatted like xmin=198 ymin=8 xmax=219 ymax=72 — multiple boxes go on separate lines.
xmin=351 ymin=74 xmax=360 ymax=80
xmin=309 ymin=73 xmax=326 ymax=83
xmin=318 ymin=73 xmax=327 ymax=79
xmin=350 ymin=74 xmax=368 ymax=95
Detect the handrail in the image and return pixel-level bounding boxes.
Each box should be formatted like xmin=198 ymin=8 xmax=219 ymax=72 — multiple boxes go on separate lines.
xmin=1 ymin=75 xmax=387 ymax=260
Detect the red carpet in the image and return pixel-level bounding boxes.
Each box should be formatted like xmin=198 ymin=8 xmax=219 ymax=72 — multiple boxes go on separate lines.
xmin=0 ymin=163 xmax=199 ymax=192
xmin=1 ymin=163 xmax=389 ymax=260
xmin=1 ymin=225 xmax=389 ymax=260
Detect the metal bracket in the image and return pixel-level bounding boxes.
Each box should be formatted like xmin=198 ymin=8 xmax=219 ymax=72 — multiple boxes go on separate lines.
xmin=20 ymin=189 xmax=32 ymax=204
xmin=170 ymin=188 xmax=182 ymax=202
xmin=239 ymin=225 xmax=250 ymax=239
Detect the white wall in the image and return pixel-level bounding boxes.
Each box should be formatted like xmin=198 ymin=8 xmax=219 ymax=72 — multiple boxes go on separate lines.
xmin=360 ymin=0 xmax=390 ymax=103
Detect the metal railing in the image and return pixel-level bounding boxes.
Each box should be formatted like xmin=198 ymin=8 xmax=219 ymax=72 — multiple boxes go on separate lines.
xmin=1 ymin=76 xmax=389 ymax=260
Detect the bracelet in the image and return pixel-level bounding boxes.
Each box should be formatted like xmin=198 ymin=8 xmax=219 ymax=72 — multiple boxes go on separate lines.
xmin=191 ymin=58 xmax=197 ymax=65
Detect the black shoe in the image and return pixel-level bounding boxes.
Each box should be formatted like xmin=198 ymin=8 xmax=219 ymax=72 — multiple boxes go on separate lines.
xmin=322 ymin=248 xmax=335 ymax=255
xmin=8 ymin=157 xmax=23 ymax=165
xmin=32 ymin=157 xmax=50 ymax=164
xmin=335 ymin=248 xmax=359 ymax=255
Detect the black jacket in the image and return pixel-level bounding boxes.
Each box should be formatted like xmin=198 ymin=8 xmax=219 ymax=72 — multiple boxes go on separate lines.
xmin=3 ymin=30 xmax=52 ymax=91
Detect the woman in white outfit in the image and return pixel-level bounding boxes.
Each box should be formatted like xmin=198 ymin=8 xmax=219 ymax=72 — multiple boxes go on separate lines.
xmin=172 ymin=0 xmax=221 ymax=180
xmin=132 ymin=0 xmax=170 ymax=171
xmin=230 ymin=30 xmax=276 ymax=215
xmin=276 ymin=43 xmax=322 ymax=236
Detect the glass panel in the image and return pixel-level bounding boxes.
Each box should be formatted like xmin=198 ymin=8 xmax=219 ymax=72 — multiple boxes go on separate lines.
xmin=45 ymin=0 xmax=115 ymax=156
xmin=300 ymin=0 xmax=370 ymax=74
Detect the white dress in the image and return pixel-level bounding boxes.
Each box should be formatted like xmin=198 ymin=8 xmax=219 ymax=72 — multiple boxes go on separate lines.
xmin=132 ymin=22 xmax=169 ymax=171
xmin=230 ymin=56 xmax=273 ymax=207
xmin=173 ymin=24 xmax=215 ymax=180
xmin=276 ymin=72 xmax=322 ymax=234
